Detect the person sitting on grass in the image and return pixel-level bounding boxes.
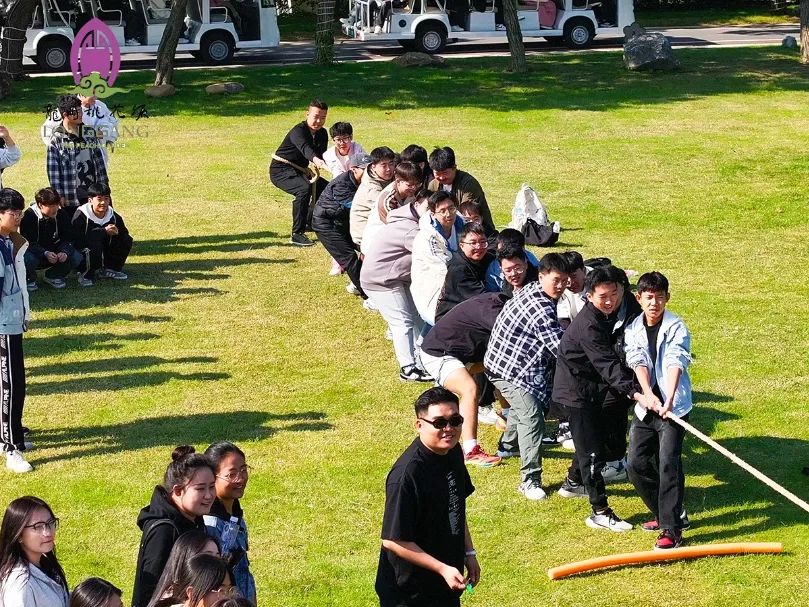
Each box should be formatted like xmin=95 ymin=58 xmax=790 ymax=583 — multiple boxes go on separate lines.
xmin=625 ymin=271 xmax=693 ymax=550
xmin=313 ymin=154 xmax=372 ymax=301
xmin=323 ymin=122 xmax=365 ymax=179
xmin=20 ymin=187 xmax=83 ymax=292
xmin=419 ymin=292 xmax=512 ymax=468
xmin=0 ymin=125 xmax=21 ymax=189
xmin=132 ymin=446 xmax=216 ymax=607
xmin=72 ymin=183 xmax=133 ymax=285
xmin=70 ymin=578 xmax=124 ymax=607
xmin=375 ymin=387 xmax=480 ymax=607
xmin=147 ymin=530 xmax=220 ymax=607
xmin=427 ymin=147 xmax=496 ymax=237
xmin=484 ymin=253 xmax=570 ymax=501
xmin=434 ymin=222 xmax=496 ymax=322
xmin=360 ymin=161 xmax=423 ymax=257
xmin=203 ymin=441 xmax=256 ymax=604
xmin=410 ymin=191 xmax=465 ymax=327
xmin=349 ymin=146 xmax=396 ymax=250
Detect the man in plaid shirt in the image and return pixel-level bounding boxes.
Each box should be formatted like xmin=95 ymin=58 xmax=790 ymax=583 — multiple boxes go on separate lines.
xmin=46 ymin=95 xmax=109 ymax=207
xmin=484 ymin=252 xmax=570 ymax=500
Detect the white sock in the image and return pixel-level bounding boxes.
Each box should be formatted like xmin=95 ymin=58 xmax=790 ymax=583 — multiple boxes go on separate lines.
xmin=463 ymin=439 xmax=478 ymax=454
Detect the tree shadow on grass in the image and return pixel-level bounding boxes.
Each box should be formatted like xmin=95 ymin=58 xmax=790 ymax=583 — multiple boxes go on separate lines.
xmin=136 ymin=231 xmax=295 ymax=256
xmin=32 ymin=313 xmax=173 ymax=331
xmin=26 ymin=331 xmax=162 ymax=357
xmin=31 ymin=411 xmax=333 ymax=465
xmin=27 ymin=355 xmax=218 ymax=378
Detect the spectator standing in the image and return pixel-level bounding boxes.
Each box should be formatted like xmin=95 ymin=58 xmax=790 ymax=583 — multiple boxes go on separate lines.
xmin=0 ymin=126 xmax=21 ymax=189
xmin=70 ymin=578 xmax=124 ymax=607
xmin=146 ymin=530 xmax=220 ymax=607
xmin=42 ymin=94 xmax=119 ymax=168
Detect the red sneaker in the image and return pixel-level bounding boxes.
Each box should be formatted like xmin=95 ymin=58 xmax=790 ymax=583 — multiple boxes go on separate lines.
xmin=464 ymin=445 xmax=501 ymax=468
xmin=642 ymin=519 xmax=661 ymax=532
xmin=654 ymin=529 xmax=683 ymax=550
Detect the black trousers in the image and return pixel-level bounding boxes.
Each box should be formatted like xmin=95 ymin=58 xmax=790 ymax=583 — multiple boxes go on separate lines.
xmin=565 ymin=405 xmax=609 ymax=511
xmin=270 ymin=163 xmax=327 ymax=235
xmin=313 ymin=221 xmax=366 ymax=298
xmin=627 ymin=411 xmax=688 ymax=530
xmin=602 ymin=396 xmax=631 ymax=462
xmin=0 ymin=333 xmax=26 ymax=453
xmin=80 ymin=233 xmax=134 ymax=278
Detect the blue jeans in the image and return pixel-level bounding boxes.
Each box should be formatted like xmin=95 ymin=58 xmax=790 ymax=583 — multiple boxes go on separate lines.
xmin=24 ymin=246 xmax=83 ymax=281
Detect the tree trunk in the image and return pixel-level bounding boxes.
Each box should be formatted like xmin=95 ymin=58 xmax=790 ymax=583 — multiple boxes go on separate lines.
xmin=0 ymin=0 xmax=40 ymax=99
xmin=801 ymin=0 xmax=809 ymax=64
xmin=154 ymin=0 xmax=190 ymax=86
xmin=502 ymin=0 xmax=526 ymax=73
xmin=314 ymin=0 xmax=336 ymax=65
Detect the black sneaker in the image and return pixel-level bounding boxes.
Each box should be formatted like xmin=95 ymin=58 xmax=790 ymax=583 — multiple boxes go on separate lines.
xmin=399 ymin=364 xmax=432 ymax=382
xmin=290 ymin=233 xmax=315 ymax=247
xmin=541 ymin=429 xmax=559 ymax=445
xmin=557 ymin=478 xmax=587 ymax=498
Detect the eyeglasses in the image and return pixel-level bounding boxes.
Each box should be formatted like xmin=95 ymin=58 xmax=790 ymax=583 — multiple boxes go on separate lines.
xmin=333 ymin=136 xmax=352 ymax=144
xmin=418 ymin=414 xmax=464 ymax=429
xmin=433 ymin=206 xmax=457 ymax=216
xmin=2 ymin=211 xmax=22 ymax=219
xmin=216 ymin=465 xmax=252 ymax=483
xmin=25 ymin=518 xmax=59 ymax=534
xmin=209 ymin=584 xmax=237 ymax=597
xmin=460 ymin=239 xmax=488 ymax=248
xmin=502 ymin=266 xmax=527 ymax=276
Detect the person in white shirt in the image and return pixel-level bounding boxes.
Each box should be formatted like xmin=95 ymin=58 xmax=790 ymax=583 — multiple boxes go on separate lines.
xmin=323 ymin=122 xmax=365 ymax=179
xmin=41 ymin=94 xmax=119 ymax=168
xmin=0 ymin=126 xmax=21 ymax=189
xmin=556 ymin=250 xmax=588 ymax=330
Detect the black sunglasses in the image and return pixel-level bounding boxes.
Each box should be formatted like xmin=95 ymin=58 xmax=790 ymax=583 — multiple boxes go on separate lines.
xmin=418 ymin=414 xmax=464 ymax=430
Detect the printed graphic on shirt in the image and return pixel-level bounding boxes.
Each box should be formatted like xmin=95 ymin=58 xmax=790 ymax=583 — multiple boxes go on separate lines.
xmin=447 ymin=470 xmax=462 ymax=535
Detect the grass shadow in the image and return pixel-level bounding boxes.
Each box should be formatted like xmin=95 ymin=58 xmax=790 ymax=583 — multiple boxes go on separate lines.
xmin=135 ymin=231 xmax=293 ymax=255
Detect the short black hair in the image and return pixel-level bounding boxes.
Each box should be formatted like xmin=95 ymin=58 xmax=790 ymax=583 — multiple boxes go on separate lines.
xmin=369 ymin=146 xmax=396 ymax=164
xmin=87 ymin=183 xmax=111 ymax=198
xmin=636 ymin=271 xmax=669 ymax=295
xmin=394 ymin=161 xmax=423 ymax=183
xmin=0 ymin=188 xmax=24 ymax=213
xmin=497 ymin=245 xmax=527 ymax=263
xmin=495 ymin=228 xmax=525 ymax=251
xmin=57 ymin=94 xmax=81 ymax=118
xmin=427 ymin=190 xmax=456 ymax=213
xmin=309 ymin=99 xmax=328 ymax=110
xmin=428 ymin=146 xmax=456 ymax=172
xmin=585 ymin=265 xmax=627 ymax=293
xmin=329 ymin=122 xmax=352 ymax=138
xmin=400 ymin=144 xmax=427 ymax=165
xmin=538 ymin=252 xmax=570 ymax=275
xmin=458 ymin=201 xmax=481 ymax=217
xmin=563 ymin=250 xmax=585 ymax=272
xmin=459 ymin=221 xmax=486 ymax=241
xmin=414 ymin=386 xmax=459 ymax=416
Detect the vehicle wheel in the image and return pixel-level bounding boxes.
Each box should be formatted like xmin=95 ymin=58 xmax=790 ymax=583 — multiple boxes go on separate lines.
xmin=199 ymin=31 xmax=235 ymax=64
xmin=36 ymin=37 xmax=71 ymax=72
xmin=563 ymin=19 xmax=594 ymax=49
xmin=544 ymin=35 xmax=564 ymax=45
xmin=397 ymin=39 xmax=417 ymax=51
xmin=415 ymin=23 xmax=446 ymax=54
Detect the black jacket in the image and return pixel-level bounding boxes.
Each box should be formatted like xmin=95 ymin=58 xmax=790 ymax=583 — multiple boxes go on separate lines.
xmin=552 ymin=299 xmax=641 ymax=410
xmin=312 ymin=170 xmax=360 ymax=228
xmin=501 ymin=261 xmax=539 ymax=298
xmin=271 ymin=121 xmax=328 ymax=170
xmin=71 ymin=207 xmax=130 ymax=251
xmin=422 ymin=292 xmax=509 ymax=362
xmin=19 ymin=206 xmax=76 ymax=256
xmin=435 ymin=249 xmax=495 ymax=322
xmin=132 ymin=486 xmax=205 ymax=607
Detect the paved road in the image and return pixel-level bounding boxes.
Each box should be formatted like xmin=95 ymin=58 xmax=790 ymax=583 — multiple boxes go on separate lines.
xmin=25 ymin=23 xmax=799 ymax=74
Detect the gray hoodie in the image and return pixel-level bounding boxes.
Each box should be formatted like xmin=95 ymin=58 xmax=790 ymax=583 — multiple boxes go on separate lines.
xmin=360 ymin=203 xmax=423 ymax=291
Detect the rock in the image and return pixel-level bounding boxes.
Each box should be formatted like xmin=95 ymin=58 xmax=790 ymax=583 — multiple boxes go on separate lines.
xmin=392 ymin=52 xmax=445 ymax=68
xmin=145 ymin=84 xmax=177 ymax=97
xmin=623 ymin=32 xmax=680 ymax=71
xmin=782 ymin=36 xmax=798 ymax=50
xmin=205 ymin=82 xmax=245 ymax=94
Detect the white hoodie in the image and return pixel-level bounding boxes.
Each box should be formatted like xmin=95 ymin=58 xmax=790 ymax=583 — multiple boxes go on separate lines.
xmin=409 ymin=213 xmax=462 ymax=325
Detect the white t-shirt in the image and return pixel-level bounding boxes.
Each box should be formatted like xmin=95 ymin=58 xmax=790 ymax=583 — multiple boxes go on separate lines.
xmin=323 ymin=141 xmax=365 ymax=178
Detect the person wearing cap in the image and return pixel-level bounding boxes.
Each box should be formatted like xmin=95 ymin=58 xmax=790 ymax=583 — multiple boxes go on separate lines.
xmin=270 ymin=100 xmax=330 ymax=247
xmin=312 ymin=154 xmax=371 ymax=299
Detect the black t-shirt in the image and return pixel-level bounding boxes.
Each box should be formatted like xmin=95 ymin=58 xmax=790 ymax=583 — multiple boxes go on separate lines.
xmin=272 ymin=121 xmax=328 ymax=169
xmin=645 ymin=317 xmax=663 ymax=397
xmin=375 ymin=439 xmax=474 ymax=604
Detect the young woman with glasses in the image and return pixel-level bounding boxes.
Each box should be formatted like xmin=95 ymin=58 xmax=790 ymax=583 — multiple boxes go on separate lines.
xmin=0 ymin=496 xmax=69 ymax=607
xmin=203 ymin=442 xmax=255 ymax=605
xmin=150 ymin=554 xmax=235 ymax=607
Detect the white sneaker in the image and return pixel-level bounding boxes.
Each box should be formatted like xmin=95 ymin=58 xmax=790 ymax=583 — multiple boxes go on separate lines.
xmin=6 ymin=450 xmax=33 ymax=473
xmin=384 ymin=327 xmax=393 ymax=340
xmin=125 ymin=38 xmax=140 ymax=46
xmin=477 ymin=405 xmax=499 ymax=426
xmin=362 ymin=299 xmax=378 ymax=312
xmin=602 ymin=458 xmax=628 ymax=483
xmin=451 ymin=25 xmax=464 ymax=32
xmin=43 ymin=276 xmax=66 ymax=289
xmin=518 ymin=478 xmax=547 ymax=501
xmin=562 ymin=438 xmax=575 ymax=450
xmin=329 ymin=259 xmax=343 ymax=276
xmin=346 ymin=283 xmax=361 ymax=296
xmin=586 ymin=508 xmax=633 ymax=532
xmin=373 ymin=25 xmax=382 ymax=34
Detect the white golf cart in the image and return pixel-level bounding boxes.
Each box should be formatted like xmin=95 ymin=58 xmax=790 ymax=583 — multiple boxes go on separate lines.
xmin=24 ymin=0 xmax=280 ymax=71
xmin=343 ymin=0 xmax=634 ymax=53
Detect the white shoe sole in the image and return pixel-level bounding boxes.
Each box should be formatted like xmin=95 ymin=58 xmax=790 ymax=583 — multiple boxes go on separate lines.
xmin=585 ymin=516 xmax=633 ymax=532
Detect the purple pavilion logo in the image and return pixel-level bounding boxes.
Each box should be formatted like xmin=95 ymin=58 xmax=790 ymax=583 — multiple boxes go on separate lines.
xmin=70 ymin=18 xmax=130 ymax=98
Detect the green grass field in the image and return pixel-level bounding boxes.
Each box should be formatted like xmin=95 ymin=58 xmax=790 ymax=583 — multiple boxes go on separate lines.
xmin=2 ymin=45 xmax=808 ymax=606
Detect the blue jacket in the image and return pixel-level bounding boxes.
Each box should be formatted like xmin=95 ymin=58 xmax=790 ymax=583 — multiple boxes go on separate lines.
xmin=624 ymin=310 xmax=693 ymax=417
xmin=0 ymin=234 xmax=29 ymax=335
xmin=203 ymin=499 xmax=256 ymax=604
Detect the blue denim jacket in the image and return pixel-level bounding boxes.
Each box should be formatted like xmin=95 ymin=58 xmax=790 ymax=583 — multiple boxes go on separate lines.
xmin=204 ymin=500 xmax=256 ymax=603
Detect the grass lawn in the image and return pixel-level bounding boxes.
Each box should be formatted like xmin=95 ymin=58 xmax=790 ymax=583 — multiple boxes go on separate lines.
xmin=636 ymin=5 xmax=799 ymax=27
xmin=2 ymin=45 xmax=808 ymax=606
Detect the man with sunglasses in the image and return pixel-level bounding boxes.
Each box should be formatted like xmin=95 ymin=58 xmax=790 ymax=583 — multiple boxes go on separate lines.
xmin=376 ymin=387 xmax=480 ymax=607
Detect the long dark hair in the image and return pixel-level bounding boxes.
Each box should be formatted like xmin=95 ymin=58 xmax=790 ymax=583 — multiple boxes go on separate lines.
xmin=146 ymin=530 xmax=220 ymax=607
xmin=204 ymin=442 xmax=245 ymax=473
xmin=69 ymin=577 xmax=122 ymax=607
xmin=153 ymin=553 xmax=227 ymax=607
xmin=0 ymin=496 xmax=68 ymax=593
xmin=164 ymin=446 xmax=214 ymax=492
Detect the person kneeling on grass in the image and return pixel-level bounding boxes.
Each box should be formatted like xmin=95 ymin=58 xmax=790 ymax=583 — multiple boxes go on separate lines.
xmin=71 ymin=183 xmax=132 ymax=286
xmin=376 ymin=387 xmax=480 ymax=607
xmin=20 ymin=187 xmax=83 ymax=292
xmin=624 ymin=271 xmax=693 ymax=550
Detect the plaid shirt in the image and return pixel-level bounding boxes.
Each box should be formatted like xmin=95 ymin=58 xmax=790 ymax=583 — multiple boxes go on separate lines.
xmin=484 ymin=281 xmax=564 ymax=402
xmin=46 ymin=126 xmax=109 ymax=206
